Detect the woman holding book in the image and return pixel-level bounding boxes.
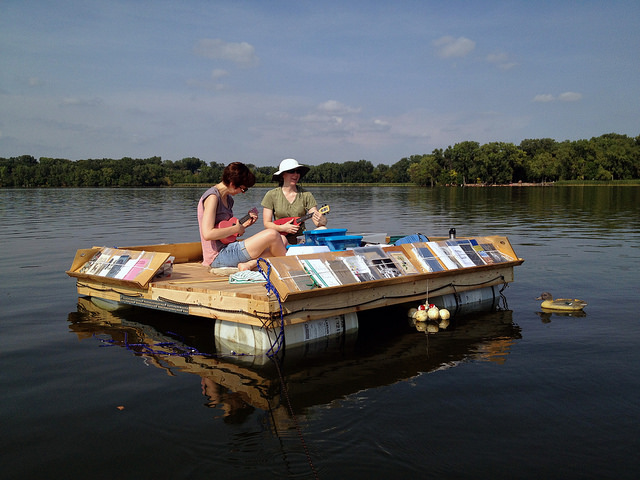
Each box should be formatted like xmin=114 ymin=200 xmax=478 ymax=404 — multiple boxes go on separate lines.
xmin=198 ymin=162 xmax=287 ymax=272
xmin=261 ymin=158 xmax=327 ymax=245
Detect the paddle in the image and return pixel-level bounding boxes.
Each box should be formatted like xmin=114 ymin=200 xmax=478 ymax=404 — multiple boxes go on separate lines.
xmin=273 ymin=205 xmax=330 ymax=234
xmin=217 ymin=207 xmax=259 ymax=244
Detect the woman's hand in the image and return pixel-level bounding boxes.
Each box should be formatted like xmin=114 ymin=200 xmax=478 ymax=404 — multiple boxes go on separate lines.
xmin=280 ymin=219 xmax=300 ymax=235
xmin=312 ymin=210 xmax=327 ymax=227
xmin=245 ymin=210 xmax=258 ymax=227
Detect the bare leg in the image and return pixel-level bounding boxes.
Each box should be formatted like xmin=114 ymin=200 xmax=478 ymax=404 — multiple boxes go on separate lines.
xmin=238 ymin=229 xmax=287 ymax=270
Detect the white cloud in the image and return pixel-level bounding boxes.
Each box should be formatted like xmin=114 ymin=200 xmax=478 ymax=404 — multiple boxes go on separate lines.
xmin=486 ymin=52 xmax=518 ymax=70
xmin=317 ymin=100 xmax=361 ymax=115
xmin=194 ymin=38 xmax=258 ymax=66
xmin=533 ymin=94 xmax=555 ymax=103
xmin=558 ymin=91 xmax=582 ymax=102
xmin=59 ymin=97 xmax=103 ymax=107
xmin=211 ymin=69 xmax=229 ymax=79
xmin=433 ymin=36 xmax=476 ymax=58
xmin=533 ymin=92 xmax=582 ymax=103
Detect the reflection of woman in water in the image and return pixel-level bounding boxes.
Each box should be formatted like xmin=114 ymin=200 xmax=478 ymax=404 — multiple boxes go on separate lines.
xmin=201 ymin=377 xmax=254 ymax=423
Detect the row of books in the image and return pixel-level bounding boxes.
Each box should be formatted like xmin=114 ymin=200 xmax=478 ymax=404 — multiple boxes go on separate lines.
xmin=413 ymin=239 xmax=511 ymax=272
xmin=269 ymin=240 xmax=512 ymax=292
xmin=78 ymin=248 xmax=173 ymax=281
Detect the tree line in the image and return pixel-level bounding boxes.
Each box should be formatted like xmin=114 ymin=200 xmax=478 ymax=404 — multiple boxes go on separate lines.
xmin=1 ymin=133 xmax=638 ymax=188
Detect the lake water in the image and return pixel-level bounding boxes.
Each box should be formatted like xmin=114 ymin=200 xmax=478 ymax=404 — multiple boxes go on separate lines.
xmin=1 ymin=186 xmax=639 ymax=479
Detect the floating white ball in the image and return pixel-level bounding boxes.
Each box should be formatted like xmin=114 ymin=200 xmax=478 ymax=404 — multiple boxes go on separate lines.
xmin=439 ymin=309 xmax=450 ymax=320
xmin=408 ymin=307 xmax=418 ymax=318
xmin=415 ymin=309 xmax=428 ymax=322
xmin=427 ymin=306 xmax=440 ymax=320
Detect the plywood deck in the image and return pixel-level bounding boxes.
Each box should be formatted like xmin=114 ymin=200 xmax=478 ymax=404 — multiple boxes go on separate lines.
xmin=76 ymin=259 xmax=522 ymax=327
xmin=71 ymin=237 xmax=524 ymax=327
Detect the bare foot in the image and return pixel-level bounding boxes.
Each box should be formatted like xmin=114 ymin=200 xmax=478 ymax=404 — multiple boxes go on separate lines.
xmin=238 ymin=259 xmax=258 ymax=271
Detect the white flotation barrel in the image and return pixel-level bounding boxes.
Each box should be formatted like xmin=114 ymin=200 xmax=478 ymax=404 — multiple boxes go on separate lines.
xmin=428 ymin=286 xmax=499 ymax=316
xmin=214 ymin=312 xmax=359 ymax=358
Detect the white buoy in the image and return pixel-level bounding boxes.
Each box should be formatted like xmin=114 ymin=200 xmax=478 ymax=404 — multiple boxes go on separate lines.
xmin=408 ymin=307 xmax=418 ymax=318
xmin=427 ymin=305 xmax=440 ymax=320
xmin=439 ymin=308 xmax=450 ymax=320
xmin=415 ymin=309 xmax=428 ymax=322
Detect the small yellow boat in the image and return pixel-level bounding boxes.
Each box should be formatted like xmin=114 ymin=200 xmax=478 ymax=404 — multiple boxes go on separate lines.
xmin=536 ymin=292 xmax=587 ymax=311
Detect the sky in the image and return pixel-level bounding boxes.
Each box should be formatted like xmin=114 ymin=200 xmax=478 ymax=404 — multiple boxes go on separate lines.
xmin=1 ymin=0 xmax=639 ymax=167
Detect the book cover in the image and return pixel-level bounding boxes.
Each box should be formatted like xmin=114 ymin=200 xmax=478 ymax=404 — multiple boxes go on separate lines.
xmin=480 ymin=243 xmax=510 ymax=263
xmin=353 ymin=246 xmax=403 ymax=278
xmin=340 ymin=255 xmax=380 ymax=282
xmin=289 ymin=269 xmax=316 ymax=291
xmin=370 ymin=257 xmax=403 ymax=278
xmin=351 ymin=246 xmax=388 ymax=261
xmin=387 ymin=251 xmax=419 ymax=274
xmin=426 ymin=242 xmax=459 ymax=270
xmin=327 ymin=259 xmax=359 ymax=284
xmin=412 ymin=246 xmax=445 ymax=272
xmin=444 ymin=242 xmax=476 ymax=268
xmin=459 ymin=244 xmax=486 ymax=266
xmin=105 ymin=254 xmax=130 ymax=278
xmin=123 ymin=256 xmax=151 ymax=281
xmin=79 ymin=250 xmax=103 ymax=274
xmin=114 ymin=251 xmax=144 ymax=279
xmin=86 ymin=248 xmax=115 ymax=275
xmin=301 ymin=259 xmax=341 ymax=287
xmin=473 ymin=245 xmax=495 ymax=264
xmin=96 ymin=255 xmax=117 ymax=277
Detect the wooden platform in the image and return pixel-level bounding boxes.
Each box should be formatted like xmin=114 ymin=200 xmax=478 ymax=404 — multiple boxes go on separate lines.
xmin=71 ymin=236 xmax=524 ymax=328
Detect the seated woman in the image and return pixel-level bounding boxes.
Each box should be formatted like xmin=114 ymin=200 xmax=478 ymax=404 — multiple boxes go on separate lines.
xmin=198 ymin=162 xmax=287 ymax=272
xmin=261 ymin=158 xmax=327 ymax=245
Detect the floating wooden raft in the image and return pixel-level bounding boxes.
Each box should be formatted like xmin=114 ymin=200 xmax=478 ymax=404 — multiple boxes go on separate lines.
xmin=67 ymin=236 xmax=524 ymax=327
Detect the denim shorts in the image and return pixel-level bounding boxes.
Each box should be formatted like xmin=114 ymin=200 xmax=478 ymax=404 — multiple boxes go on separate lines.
xmin=210 ymin=241 xmax=252 ymax=267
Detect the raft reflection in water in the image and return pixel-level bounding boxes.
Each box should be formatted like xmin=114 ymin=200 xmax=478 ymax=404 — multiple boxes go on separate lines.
xmin=68 ymin=297 xmax=522 ymax=425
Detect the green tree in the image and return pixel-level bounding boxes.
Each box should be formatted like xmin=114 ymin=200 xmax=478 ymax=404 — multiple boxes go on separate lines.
xmin=407 ymin=154 xmax=441 ymax=186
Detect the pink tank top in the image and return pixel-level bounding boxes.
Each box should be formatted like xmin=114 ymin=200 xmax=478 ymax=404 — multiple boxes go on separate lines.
xmin=197 ymin=186 xmax=234 ymax=266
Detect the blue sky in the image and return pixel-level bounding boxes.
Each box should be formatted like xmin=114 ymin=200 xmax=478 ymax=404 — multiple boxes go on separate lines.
xmin=1 ymin=0 xmax=638 ymax=166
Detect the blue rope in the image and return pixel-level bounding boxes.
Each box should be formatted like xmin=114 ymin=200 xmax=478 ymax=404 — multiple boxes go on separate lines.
xmin=95 ymin=257 xmax=286 ymax=360
xmin=256 ymin=257 xmax=285 ymax=359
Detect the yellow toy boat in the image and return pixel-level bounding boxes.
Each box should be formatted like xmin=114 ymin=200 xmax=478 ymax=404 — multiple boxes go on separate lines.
xmin=536 ymin=292 xmax=587 ymax=311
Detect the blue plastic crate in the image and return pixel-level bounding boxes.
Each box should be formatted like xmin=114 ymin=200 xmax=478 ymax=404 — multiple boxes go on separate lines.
xmin=323 ymin=235 xmax=363 ymax=251
xmin=304 ymin=228 xmax=347 ymax=246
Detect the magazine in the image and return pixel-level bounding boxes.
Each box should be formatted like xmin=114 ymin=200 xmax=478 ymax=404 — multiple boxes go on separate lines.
xmin=368 ymin=258 xmax=401 ymax=278
xmin=387 ymin=251 xmax=419 ymax=274
xmin=352 ymin=246 xmax=403 ymax=278
xmin=301 ymin=258 xmax=341 ymax=287
xmin=327 ymin=259 xmax=359 ymax=284
xmin=444 ymin=240 xmax=477 ymax=268
xmin=426 ymin=242 xmax=460 ymax=270
xmin=340 ymin=255 xmax=380 ymax=282
xmin=411 ymin=246 xmax=445 ymax=272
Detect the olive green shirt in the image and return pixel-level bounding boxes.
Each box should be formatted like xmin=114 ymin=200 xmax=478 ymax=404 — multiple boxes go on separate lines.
xmin=261 ymin=186 xmax=318 ymax=244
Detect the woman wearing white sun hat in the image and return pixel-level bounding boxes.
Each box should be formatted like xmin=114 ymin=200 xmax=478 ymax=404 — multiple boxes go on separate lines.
xmin=261 ymin=158 xmax=327 ymax=245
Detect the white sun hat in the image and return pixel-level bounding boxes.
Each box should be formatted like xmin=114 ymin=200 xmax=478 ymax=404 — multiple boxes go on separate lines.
xmin=272 ymin=158 xmax=310 ymax=181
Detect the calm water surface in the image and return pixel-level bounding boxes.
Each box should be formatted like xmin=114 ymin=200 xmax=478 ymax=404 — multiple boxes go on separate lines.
xmin=1 ymin=186 xmax=639 ymax=479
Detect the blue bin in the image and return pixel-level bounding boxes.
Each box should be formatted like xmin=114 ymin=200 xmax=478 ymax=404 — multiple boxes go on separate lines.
xmin=304 ymin=228 xmax=347 ymax=246
xmin=324 ymin=235 xmax=363 ymax=251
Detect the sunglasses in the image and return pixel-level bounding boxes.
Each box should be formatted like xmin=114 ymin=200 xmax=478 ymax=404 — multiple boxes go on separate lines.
xmin=239 ymin=186 xmax=248 ymax=193
xmin=287 ymin=168 xmax=304 ymax=174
